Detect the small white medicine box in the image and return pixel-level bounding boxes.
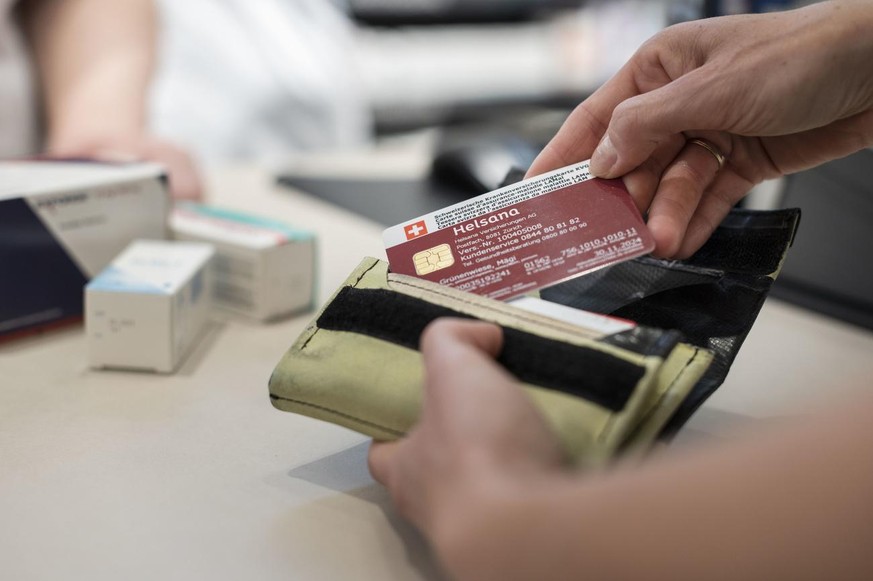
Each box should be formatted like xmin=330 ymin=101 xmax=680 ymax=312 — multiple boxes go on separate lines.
xmin=169 ymin=203 xmax=315 ymax=321
xmin=86 ymin=240 xmax=215 ymax=373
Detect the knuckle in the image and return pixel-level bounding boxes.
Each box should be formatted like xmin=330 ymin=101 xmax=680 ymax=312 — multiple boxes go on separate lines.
xmin=709 ymin=184 xmax=741 ymax=208
xmin=570 ymin=102 xmax=608 ymax=137
xmin=655 ymin=190 xmax=695 ymax=217
xmin=692 ymin=211 xmax=721 ymax=244
xmin=610 ymin=101 xmax=643 ymax=144
xmin=638 ymin=26 xmax=673 ymax=56
xmin=672 ymin=159 xmax=710 ymax=187
xmin=424 ymin=317 xmax=454 ymax=334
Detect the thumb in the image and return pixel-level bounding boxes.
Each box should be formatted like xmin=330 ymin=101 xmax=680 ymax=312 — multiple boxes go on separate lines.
xmin=419 ymin=319 xmax=509 ymax=410
xmin=368 ymin=439 xmax=401 ymax=486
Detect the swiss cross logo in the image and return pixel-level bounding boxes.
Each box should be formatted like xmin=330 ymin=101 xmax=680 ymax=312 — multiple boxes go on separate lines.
xmin=404 ymin=220 xmax=428 ymax=240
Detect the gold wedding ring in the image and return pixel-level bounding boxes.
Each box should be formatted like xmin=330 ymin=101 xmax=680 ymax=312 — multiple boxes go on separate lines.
xmin=688 ymin=138 xmax=727 ymax=171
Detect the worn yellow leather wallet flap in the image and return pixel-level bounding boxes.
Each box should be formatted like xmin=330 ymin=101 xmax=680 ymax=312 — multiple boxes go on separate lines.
xmin=269 ymin=258 xmax=713 ymax=466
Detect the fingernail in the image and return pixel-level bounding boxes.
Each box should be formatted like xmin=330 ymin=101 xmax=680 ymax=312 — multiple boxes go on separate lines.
xmin=590 ymin=135 xmax=617 ymax=177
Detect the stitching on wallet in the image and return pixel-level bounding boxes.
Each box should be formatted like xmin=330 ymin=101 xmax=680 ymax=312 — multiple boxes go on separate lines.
xmin=300 ymin=327 xmax=319 ymax=351
xmin=353 ymin=260 xmax=381 ymax=287
xmin=301 ymin=261 xmax=382 ymax=352
xmin=270 ymin=394 xmax=406 ymax=438
xmin=596 ymin=348 xmax=703 ymax=445
xmin=631 ymin=348 xmax=703 ymax=433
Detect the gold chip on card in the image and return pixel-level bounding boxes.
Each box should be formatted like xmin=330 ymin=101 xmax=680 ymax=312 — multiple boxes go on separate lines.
xmin=413 ymin=244 xmax=454 ymax=275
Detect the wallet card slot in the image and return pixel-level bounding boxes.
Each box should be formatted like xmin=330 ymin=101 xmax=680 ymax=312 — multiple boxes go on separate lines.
xmin=316 ymin=286 xmax=645 ymax=412
xmin=390 ymin=270 xmax=683 ymax=360
xmin=387 ymin=273 xmax=608 ymax=341
xmin=540 ymin=258 xmax=726 ymax=314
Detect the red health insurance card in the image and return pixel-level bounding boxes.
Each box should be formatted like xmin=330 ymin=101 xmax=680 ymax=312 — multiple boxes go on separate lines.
xmin=383 ymin=161 xmax=655 ymax=301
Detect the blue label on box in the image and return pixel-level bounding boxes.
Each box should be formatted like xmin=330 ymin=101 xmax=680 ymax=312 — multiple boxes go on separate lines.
xmin=177 ymin=202 xmax=314 ymax=241
xmin=86 ymin=266 xmax=169 ymax=295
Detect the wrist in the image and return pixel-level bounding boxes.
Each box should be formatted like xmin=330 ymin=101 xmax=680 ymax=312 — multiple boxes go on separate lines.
xmin=814 ymin=0 xmax=873 ymax=113
xmin=46 ymin=129 xmax=147 ymax=157
xmin=430 ymin=474 xmax=520 ymax=579
xmin=45 ymin=92 xmax=146 ymax=155
xmin=430 ymin=465 xmax=569 ymax=580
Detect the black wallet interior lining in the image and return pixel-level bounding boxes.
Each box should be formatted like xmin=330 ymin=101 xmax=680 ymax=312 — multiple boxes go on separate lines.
xmin=316 ymin=286 xmax=646 ymax=412
xmin=541 ymin=207 xmax=801 ymax=436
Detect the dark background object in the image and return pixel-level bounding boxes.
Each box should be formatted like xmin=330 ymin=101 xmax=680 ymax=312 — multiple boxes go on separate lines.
xmin=704 ymin=0 xmax=796 ymax=17
xmin=277 ymin=127 xmax=540 ymax=225
xmin=542 ymin=208 xmax=802 ymax=437
xmin=429 ymin=130 xmax=539 ymax=194
xmin=277 ymin=175 xmax=472 ymax=226
xmin=349 ymin=0 xmax=716 ymax=26
xmin=768 ymin=148 xmax=873 ymax=331
xmin=348 ymin=0 xmax=586 ymax=26
xmin=0 ymin=198 xmax=88 ymax=341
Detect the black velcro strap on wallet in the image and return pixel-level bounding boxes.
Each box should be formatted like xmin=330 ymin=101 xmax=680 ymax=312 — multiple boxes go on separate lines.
xmin=316 ymin=286 xmax=644 ymax=412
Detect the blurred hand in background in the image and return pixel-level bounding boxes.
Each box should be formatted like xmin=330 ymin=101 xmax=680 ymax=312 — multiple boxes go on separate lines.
xmin=19 ymin=0 xmax=202 ymax=199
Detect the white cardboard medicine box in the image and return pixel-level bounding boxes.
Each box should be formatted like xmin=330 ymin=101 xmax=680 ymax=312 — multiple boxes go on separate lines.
xmin=169 ymin=203 xmax=315 ymax=321
xmin=0 ymin=161 xmax=169 ymax=341
xmin=86 ymin=240 xmax=215 ymax=373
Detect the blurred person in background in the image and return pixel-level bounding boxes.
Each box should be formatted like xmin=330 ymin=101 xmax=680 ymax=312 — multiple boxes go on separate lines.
xmin=1 ymin=0 xmax=201 ymax=198
xmin=3 ymin=0 xmax=373 ymax=195
xmin=0 ymin=0 xmax=36 ymax=158
xmin=149 ymin=0 xmax=373 ymax=166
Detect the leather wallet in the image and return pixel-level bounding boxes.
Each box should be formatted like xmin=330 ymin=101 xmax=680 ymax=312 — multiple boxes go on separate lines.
xmin=269 ymin=257 xmax=713 ymax=466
